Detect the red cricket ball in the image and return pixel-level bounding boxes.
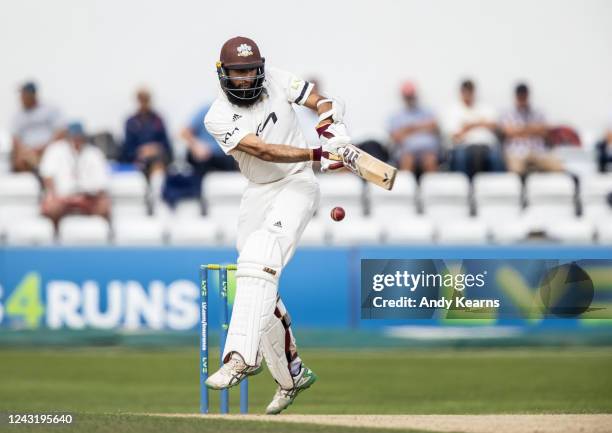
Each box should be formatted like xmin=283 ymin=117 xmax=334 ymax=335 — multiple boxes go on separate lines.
xmin=330 ymin=206 xmax=345 ymax=221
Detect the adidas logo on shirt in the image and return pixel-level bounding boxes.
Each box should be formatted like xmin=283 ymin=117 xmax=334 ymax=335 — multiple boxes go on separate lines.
xmin=273 ymin=221 xmax=283 ymax=228
xmin=232 ymin=113 xmax=242 ymax=122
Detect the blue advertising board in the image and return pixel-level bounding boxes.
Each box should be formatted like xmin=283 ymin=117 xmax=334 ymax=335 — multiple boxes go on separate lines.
xmin=1 ymin=246 xmax=611 ymax=331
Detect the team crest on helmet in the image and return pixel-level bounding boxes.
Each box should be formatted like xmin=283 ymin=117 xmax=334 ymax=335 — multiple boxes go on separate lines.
xmin=236 ymin=44 xmax=253 ymax=57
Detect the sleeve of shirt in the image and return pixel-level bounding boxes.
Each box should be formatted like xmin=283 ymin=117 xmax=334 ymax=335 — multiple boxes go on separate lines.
xmin=268 ymin=67 xmax=313 ymax=105
xmin=204 ymin=106 xmax=251 ymax=154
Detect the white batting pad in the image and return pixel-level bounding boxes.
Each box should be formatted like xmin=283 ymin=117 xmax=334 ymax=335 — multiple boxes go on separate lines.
xmin=222 ymin=230 xmax=282 ymax=365
xmin=260 ymin=312 xmax=294 ymax=389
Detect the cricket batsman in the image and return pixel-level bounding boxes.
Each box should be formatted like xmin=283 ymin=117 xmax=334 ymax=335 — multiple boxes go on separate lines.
xmin=203 ymin=36 xmax=350 ymax=414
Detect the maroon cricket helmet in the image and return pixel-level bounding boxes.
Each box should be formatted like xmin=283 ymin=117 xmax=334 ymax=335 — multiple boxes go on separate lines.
xmin=216 ymin=36 xmax=266 ymax=106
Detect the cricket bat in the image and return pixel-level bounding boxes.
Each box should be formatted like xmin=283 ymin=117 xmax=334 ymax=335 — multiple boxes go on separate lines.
xmin=334 ymin=144 xmax=397 ymax=190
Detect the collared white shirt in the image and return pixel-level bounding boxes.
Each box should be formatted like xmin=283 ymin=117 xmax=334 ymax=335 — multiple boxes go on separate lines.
xmin=40 ymin=139 xmax=109 ymax=197
xmin=444 ymin=102 xmax=498 ymax=147
xmin=205 ymin=67 xmax=314 ymax=184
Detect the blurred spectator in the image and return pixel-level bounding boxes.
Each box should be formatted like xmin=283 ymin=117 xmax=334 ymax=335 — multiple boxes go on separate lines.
xmin=596 ymin=113 xmax=612 ymax=172
xmin=122 ymin=88 xmax=172 ymax=197
xmin=388 ymin=81 xmax=440 ymax=172
xmin=444 ymin=79 xmax=503 ymax=177
xmin=40 ymin=122 xmax=110 ymax=226
xmin=500 ymin=83 xmax=561 ymax=175
xmin=11 ymin=81 xmax=65 ymax=173
xmin=180 ymin=104 xmax=236 ymax=178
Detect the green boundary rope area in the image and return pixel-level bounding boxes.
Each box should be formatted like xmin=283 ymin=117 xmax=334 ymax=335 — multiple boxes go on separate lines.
xmin=1 ymin=348 xmax=611 ymax=415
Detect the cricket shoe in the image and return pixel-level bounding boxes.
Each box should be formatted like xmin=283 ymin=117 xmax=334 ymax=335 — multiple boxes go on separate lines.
xmin=265 ymin=365 xmax=317 ymax=415
xmin=205 ymin=353 xmax=263 ymax=390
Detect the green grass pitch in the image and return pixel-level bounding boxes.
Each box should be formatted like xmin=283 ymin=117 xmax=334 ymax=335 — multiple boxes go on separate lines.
xmin=1 ymin=347 xmax=611 ymax=432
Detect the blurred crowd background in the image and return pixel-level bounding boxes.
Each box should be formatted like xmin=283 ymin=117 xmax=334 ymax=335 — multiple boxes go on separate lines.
xmin=1 ymin=0 xmax=611 ymax=246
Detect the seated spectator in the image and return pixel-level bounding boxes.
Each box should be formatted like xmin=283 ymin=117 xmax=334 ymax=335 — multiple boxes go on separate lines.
xmin=388 ymin=81 xmax=440 ymax=173
xmin=122 ymin=88 xmax=172 ymax=198
xmin=181 ymin=103 xmax=236 ymax=178
xmin=40 ymin=122 xmax=110 ymax=226
xmin=444 ymin=79 xmax=504 ymax=177
xmin=596 ymin=112 xmax=612 ymax=172
xmin=11 ymin=82 xmax=65 ymax=173
xmin=500 ymin=83 xmax=562 ymax=175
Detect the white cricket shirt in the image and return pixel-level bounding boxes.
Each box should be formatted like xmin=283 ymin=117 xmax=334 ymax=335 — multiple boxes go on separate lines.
xmin=443 ymin=102 xmax=498 ymax=147
xmin=204 ymin=67 xmax=314 ymax=184
xmin=39 ymin=140 xmax=109 ymax=197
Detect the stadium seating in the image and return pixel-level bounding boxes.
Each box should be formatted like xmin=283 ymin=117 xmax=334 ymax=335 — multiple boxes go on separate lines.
xmin=4 ymin=217 xmax=55 ymax=245
xmin=420 ymin=173 xmax=471 ymax=222
xmin=580 ymin=173 xmax=612 ymax=223
xmin=473 ymin=172 xmax=522 ymax=223
xmin=203 ymin=172 xmax=247 ymax=223
xmin=383 ymin=217 xmax=434 ymax=244
xmin=218 ymin=220 xmax=239 ymax=247
xmin=167 ymin=217 xmax=219 ymax=245
xmin=524 ymin=173 xmax=576 ymax=231
xmin=436 ymin=219 xmax=488 ymax=244
xmin=299 ymin=219 xmax=328 ymax=245
xmin=367 ymin=172 xmax=417 ymax=219
xmin=489 ymin=220 xmax=530 ymax=244
xmin=109 ymin=172 xmax=149 ymax=217
xmin=113 ymin=216 xmax=165 ymax=245
xmin=2 ymin=163 xmax=611 ymax=246
xmin=0 ymin=173 xmax=41 ymax=222
xmin=328 ymin=217 xmax=381 ymax=245
xmin=547 ymin=219 xmax=595 ymax=244
xmin=316 ymin=173 xmax=365 ymax=219
xmin=173 ymin=199 xmax=203 ymax=218
xmin=58 ymin=216 xmax=110 ymax=245
xmin=597 ymin=222 xmax=612 ymax=244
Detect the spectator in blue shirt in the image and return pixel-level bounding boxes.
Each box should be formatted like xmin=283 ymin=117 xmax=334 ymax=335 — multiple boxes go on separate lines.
xmin=181 ymin=103 xmax=236 ymax=177
xmin=388 ymin=81 xmax=440 ymax=173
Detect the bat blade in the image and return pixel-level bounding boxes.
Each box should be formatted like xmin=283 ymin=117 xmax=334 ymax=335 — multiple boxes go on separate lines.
xmin=340 ymin=144 xmax=397 ymax=190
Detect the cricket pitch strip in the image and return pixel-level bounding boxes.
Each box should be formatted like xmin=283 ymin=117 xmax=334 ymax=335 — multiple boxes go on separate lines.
xmin=145 ymin=413 xmax=612 ymax=433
